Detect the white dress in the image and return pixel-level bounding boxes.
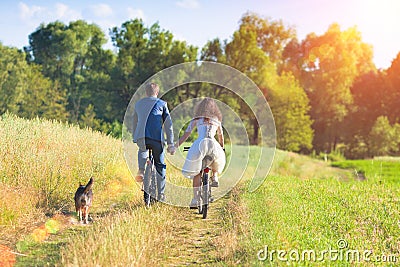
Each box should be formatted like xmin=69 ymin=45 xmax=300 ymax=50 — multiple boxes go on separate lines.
xmin=182 ymin=118 xmax=226 ymax=178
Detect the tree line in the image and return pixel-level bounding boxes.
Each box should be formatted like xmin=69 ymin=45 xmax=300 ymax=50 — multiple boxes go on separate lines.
xmin=1 ymin=12 xmax=399 ymax=158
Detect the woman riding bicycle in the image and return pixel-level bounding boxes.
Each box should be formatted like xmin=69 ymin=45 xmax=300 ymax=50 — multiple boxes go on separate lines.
xmin=176 ymin=98 xmax=225 ymax=208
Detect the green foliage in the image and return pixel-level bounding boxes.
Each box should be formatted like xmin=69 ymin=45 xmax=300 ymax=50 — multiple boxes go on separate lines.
xmin=239 ymin=12 xmax=296 ymax=64
xmin=268 ymin=72 xmax=313 ymax=151
xmin=386 ymin=52 xmax=400 ymax=122
xmin=312 ymin=149 xmax=346 ymax=162
xmin=110 ymin=19 xmax=198 ymax=110
xmin=26 ymin=20 xmax=114 ymax=122
xmin=290 ymin=24 xmax=376 ymax=152
xmin=368 ymin=116 xmax=400 ymax=156
xmin=0 ymin=43 xmax=68 ymax=120
xmin=220 ymin=15 xmax=313 ymax=149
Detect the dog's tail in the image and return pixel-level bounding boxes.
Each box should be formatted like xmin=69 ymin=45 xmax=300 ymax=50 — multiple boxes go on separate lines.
xmin=83 ymin=177 xmax=94 ymax=194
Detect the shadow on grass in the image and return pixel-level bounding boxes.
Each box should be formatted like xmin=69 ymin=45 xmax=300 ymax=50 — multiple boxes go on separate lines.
xmin=15 ymin=196 xmax=145 ymax=266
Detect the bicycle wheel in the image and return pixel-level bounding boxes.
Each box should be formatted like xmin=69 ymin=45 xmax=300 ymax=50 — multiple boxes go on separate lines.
xmin=198 ymin=200 xmax=203 ymax=214
xmin=201 ymin=172 xmax=209 ymax=219
xmin=149 ymin=168 xmax=157 ymax=204
xmin=143 ymin=162 xmax=151 ymax=206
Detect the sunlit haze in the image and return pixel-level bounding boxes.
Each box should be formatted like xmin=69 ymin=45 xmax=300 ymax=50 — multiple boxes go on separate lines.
xmin=0 ymin=0 xmax=399 ymax=69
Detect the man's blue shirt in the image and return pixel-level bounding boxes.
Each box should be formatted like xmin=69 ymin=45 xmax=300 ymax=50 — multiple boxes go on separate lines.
xmin=132 ymin=97 xmax=174 ymax=144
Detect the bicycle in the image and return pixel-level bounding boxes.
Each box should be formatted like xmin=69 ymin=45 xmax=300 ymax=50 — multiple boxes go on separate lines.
xmin=183 ymin=146 xmax=214 ymax=219
xmin=142 ymin=146 xmax=158 ymax=207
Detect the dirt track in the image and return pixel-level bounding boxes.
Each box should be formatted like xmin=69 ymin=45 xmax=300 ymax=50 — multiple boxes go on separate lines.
xmin=162 ymin=198 xmax=228 ymax=266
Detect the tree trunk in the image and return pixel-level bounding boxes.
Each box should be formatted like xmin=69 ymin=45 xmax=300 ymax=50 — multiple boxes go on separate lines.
xmin=252 ymin=119 xmax=259 ymax=145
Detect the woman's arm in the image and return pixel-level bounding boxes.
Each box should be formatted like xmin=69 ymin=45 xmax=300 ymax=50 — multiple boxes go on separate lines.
xmin=176 ymin=119 xmax=196 ymax=147
xmin=177 ymin=131 xmax=191 ymax=147
xmin=217 ymin=124 xmax=224 ymax=148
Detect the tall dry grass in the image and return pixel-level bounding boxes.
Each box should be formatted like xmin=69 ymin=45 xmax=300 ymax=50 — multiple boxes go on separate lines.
xmin=1 ymin=113 xmax=200 ymax=266
xmin=60 ymin=203 xmax=186 ymax=266
xmin=0 ymin=113 xmax=134 ymax=245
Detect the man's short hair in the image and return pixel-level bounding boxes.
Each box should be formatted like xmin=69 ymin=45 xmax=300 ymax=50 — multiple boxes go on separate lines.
xmin=145 ymin=83 xmax=160 ymax=96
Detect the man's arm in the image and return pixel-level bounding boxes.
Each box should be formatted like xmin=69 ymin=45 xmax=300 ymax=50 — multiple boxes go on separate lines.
xmin=132 ymin=109 xmax=138 ymax=142
xmin=162 ymin=103 xmax=174 ymax=145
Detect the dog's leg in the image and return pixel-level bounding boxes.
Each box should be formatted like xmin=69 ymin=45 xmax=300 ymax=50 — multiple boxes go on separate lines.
xmin=82 ymin=206 xmax=87 ymax=224
xmin=85 ymin=206 xmax=90 ymax=224
xmin=78 ymin=208 xmax=83 ymax=223
xmin=76 ymin=207 xmax=79 ymax=222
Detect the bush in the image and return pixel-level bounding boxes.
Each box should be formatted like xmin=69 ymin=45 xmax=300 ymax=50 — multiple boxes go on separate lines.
xmin=368 ymin=116 xmax=400 ymax=156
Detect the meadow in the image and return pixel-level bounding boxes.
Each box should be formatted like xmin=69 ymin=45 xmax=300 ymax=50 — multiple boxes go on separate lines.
xmin=0 ymin=114 xmax=399 ymax=266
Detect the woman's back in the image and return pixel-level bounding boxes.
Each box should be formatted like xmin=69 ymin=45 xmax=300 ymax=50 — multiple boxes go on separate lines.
xmin=195 ymin=118 xmax=220 ymax=139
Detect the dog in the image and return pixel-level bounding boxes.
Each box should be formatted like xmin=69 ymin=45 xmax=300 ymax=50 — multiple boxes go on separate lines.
xmin=74 ymin=177 xmax=94 ymax=224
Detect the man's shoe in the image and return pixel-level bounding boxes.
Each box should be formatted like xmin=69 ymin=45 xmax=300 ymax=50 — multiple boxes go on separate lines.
xmin=135 ymin=170 xmax=144 ymax=182
xmin=158 ymin=193 xmax=166 ymax=202
xmin=189 ymin=198 xmax=199 ymax=209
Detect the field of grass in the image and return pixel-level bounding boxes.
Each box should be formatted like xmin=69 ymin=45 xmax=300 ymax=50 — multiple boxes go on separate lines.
xmin=1 ymin=114 xmax=399 ymax=266
xmin=240 ymin=155 xmax=400 ymax=266
xmin=332 ymin=159 xmax=400 ymax=184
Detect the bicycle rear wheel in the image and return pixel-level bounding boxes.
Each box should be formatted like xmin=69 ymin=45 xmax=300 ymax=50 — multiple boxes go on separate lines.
xmin=143 ymin=163 xmax=151 ymax=206
xmin=143 ymin=159 xmax=157 ymax=207
xmin=201 ymin=172 xmax=209 ymax=219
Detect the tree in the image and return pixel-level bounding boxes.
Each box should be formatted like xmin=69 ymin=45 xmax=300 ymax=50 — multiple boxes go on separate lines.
xmin=0 ymin=43 xmax=68 ymax=120
xmin=224 ymin=15 xmax=313 ymax=148
xmin=110 ymin=19 xmax=198 ymax=116
xmin=200 ymin=18 xmax=310 ymax=149
xmin=341 ymin=71 xmax=387 ymax=158
xmin=294 ymin=24 xmax=375 ymax=152
xmin=386 ymin=52 xmax=400 ymax=122
xmin=200 ymin=38 xmax=226 ymax=63
xmin=239 ymin=12 xmax=296 ymax=65
xmin=224 ymin=25 xmax=275 ymax=144
xmin=368 ymin=116 xmax=400 ymax=156
xmin=268 ymin=72 xmax=313 ymax=152
xmin=25 ymin=20 xmax=114 ymax=122
xmin=198 ymin=14 xmax=314 ymax=149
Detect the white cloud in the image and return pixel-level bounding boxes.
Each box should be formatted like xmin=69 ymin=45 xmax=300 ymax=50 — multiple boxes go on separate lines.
xmin=18 ymin=2 xmax=81 ymax=25
xmin=55 ymin=3 xmax=68 ymax=18
xmin=176 ymin=0 xmax=200 ymax=9
xmin=127 ymin=7 xmax=145 ymax=20
xmin=18 ymin=2 xmax=45 ymax=20
xmin=87 ymin=4 xmax=113 ymax=18
xmin=54 ymin=3 xmax=81 ymax=21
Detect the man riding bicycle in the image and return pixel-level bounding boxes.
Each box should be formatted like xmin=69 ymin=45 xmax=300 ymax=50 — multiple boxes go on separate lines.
xmin=132 ymin=82 xmax=175 ymax=201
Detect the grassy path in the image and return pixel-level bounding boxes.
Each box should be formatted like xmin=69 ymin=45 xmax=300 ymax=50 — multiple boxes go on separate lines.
xmin=12 ymin=181 xmax=243 ymax=266
xmin=164 ymin=197 xmax=228 ymax=265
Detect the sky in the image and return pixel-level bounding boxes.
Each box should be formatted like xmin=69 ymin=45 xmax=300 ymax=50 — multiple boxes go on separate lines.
xmin=0 ymin=0 xmax=399 ymax=69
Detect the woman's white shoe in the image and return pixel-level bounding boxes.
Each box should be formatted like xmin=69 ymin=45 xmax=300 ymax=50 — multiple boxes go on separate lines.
xmin=211 ymin=174 xmax=219 ymax=187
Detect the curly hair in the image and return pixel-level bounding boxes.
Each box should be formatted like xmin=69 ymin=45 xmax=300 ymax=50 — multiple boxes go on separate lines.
xmin=194 ymin=98 xmax=222 ymax=122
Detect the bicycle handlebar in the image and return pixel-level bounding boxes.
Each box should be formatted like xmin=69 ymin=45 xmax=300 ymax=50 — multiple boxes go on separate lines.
xmin=182 ymin=146 xmax=225 ymax=152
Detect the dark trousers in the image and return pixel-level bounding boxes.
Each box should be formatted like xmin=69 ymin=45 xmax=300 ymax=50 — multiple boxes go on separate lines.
xmin=137 ymin=138 xmax=166 ymax=197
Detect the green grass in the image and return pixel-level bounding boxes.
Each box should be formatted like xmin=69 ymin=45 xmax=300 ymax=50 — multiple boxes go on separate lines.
xmin=332 ymin=159 xmax=400 ymax=184
xmin=241 ymin=156 xmax=400 ymax=266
